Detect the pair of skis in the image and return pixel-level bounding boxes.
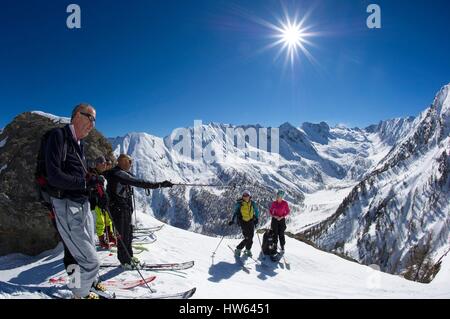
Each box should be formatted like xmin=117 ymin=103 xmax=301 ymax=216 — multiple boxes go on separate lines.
xmin=49 ymin=275 xmax=157 ymax=290
xmin=226 ymin=245 xmax=271 ymax=271
xmin=48 ymin=260 xmax=196 ymax=299
xmin=227 ymin=245 xmax=290 ymax=271
xmin=133 ymin=224 xmax=165 ymax=234
xmin=99 ymin=260 xmax=195 ymax=271
xmin=132 ymin=225 xmax=162 ymax=244
xmin=97 ymin=244 xmax=148 ymax=255
xmin=47 ymin=287 xmax=196 ymax=300
xmin=267 ymin=251 xmax=290 ymax=269
xmin=132 ymin=235 xmax=157 ymax=245
xmin=110 ymin=244 xmax=149 ymax=254
xmin=86 ymin=284 xmax=196 ymax=300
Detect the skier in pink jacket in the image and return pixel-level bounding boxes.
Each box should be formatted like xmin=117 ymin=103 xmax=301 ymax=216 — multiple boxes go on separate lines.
xmin=269 ymin=190 xmax=290 ymax=252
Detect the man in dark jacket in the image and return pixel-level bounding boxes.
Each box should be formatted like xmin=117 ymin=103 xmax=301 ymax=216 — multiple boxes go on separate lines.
xmin=46 ymin=103 xmax=105 ymax=299
xmin=106 ymin=154 xmax=173 ymax=269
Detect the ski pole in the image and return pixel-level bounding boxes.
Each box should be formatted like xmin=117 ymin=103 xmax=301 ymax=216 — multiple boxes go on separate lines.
xmin=132 ymin=188 xmax=137 ymax=228
xmin=256 ymin=230 xmax=263 ymax=248
xmin=102 ymin=207 xmax=155 ymax=294
xmin=173 ymin=183 xmax=237 ymax=188
xmin=84 ymin=163 xmax=154 ymax=293
xmin=256 ymin=230 xmax=265 ymax=260
xmin=211 ymin=234 xmax=226 ymax=258
xmin=102 ymin=210 xmax=109 ymax=244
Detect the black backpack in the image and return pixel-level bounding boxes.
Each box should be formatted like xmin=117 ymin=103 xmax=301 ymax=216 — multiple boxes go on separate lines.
xmin=35 ymin=127 xmax=69 ymax=208
xmin=262 ymin=229 xmax=277 ymax=256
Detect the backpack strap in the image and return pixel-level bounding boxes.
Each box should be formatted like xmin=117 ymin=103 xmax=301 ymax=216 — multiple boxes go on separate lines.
xmin=61 ymin=127 xmax=68 ymax=166
xmin=60 ymin=126 xmax=88 ymax=174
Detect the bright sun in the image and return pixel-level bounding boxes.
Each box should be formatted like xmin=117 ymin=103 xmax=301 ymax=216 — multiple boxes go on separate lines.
xmin=239 ymin=5 xmax=318 ymax=68
xmin=281 ymin=21 xmax=304 ymax=48
xmin=272 ymin=16 xmax=310 ymax=66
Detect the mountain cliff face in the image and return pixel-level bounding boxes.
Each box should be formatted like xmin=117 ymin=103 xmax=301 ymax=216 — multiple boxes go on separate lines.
xmin=301 ymin=84 xmax=450 ymax=282
xmin=0 ymin=112 xmax=113 ymax=256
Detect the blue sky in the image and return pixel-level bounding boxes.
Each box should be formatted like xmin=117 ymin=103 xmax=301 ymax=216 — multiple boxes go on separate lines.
xmin=0 ymin=0 xmax=449 ymax=137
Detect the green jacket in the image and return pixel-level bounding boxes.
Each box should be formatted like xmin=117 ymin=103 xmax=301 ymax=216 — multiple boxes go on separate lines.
xmin=232 ymin=199 xmax=260 ymax=223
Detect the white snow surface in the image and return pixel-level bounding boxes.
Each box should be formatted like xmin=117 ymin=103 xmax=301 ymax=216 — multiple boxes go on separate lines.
xmin=31 ymin=111 xmax=70 ymax=124
xmin=1 ymin=213 xmax=449 ymax=299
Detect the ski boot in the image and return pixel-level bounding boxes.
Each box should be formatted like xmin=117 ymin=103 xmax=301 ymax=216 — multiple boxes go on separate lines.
xmin=270 ymin=253 xmax=279 ymax=262
xmin=234 ymin=248 xmax=242 ymax=257
xmin=121 ymin=263 xmax=143 ymax=270
xmin=74 ymin=292 xmax=100 ymax=299
xmin=106 ymin=227 xmax=117 ymax=246
xmin=243 ymin=249 xmax=253 ymax=258
xmin=92 ymin=281 xmax=107 ymax=293
xmin=98 ymin=235 xmax=110 ymax=249
xmin=131 ymin=256 xmax=143 ymax=266
xmin=91 ymin=281 xmax=115 ymax=299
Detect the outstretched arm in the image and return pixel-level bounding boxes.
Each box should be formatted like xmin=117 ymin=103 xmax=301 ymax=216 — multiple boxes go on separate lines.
xmin=113 ymin=170 xmax=161 ymax=189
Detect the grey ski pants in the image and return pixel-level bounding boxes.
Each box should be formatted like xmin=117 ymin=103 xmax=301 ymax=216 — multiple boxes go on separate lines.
xmin=51 ymin=197 xmax=100 ymax=298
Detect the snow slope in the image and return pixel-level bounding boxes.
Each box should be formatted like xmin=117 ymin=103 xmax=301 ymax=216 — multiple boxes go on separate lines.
xmin=291 ymin=185 xmax=355 ymax=232
xmin=0 ymin=213 xmax=449 ymax=299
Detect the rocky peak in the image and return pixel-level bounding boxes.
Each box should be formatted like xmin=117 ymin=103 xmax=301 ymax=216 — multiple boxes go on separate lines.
xmin=0 ymin=112 xmax=114 ymax=256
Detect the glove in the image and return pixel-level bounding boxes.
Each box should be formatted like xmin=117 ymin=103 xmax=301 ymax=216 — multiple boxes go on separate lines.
xmin=160 ymin=180 xmax=174 ymax=188
xmin=254 ymin=217 xmax=259 ymax=225
xmin=86 ymin=174 xmax=105 ymax=187
xmin=228 ymin=220 xmax=234 ymax=226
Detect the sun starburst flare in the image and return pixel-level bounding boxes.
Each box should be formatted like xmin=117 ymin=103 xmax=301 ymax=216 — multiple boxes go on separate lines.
xmin=226 ymin=4 xmax=320 ymax=69
xmin=270 ymin=15 xmax=315 ymax=67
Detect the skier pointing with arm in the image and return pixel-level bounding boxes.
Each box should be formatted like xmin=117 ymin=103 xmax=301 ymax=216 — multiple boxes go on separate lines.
xmin=105 ymin=154 xmax=173 ymax=269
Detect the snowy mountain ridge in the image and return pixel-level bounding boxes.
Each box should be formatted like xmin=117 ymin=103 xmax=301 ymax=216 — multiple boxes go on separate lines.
xmin=301 ymin=83 xmax=450 ymax=283
xmin=108 ymin=112 xmax=414 ymax=238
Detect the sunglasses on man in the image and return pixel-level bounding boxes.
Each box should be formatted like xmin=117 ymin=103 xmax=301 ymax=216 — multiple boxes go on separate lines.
xmin=80 ymin=111 xmax=96 ymax=124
